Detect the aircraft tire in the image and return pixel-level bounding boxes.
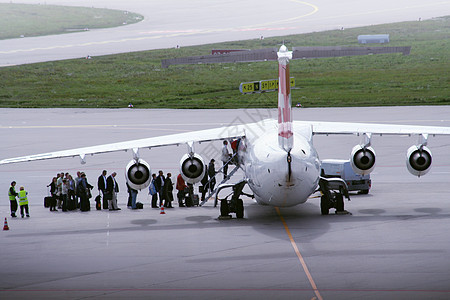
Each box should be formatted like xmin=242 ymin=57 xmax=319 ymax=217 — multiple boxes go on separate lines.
xmin=236 ymin=199 xmax=244 ymax=219
xmin=336 ymin=194 xmax=344 ymax=212
xmin=220 ymin=199 xmax=229 ymax=217
xmin=320 ymin=195 xmax=329 ymax=215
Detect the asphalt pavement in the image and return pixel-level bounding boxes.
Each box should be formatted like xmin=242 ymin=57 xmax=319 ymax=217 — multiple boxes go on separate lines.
xmin=1 ymin=107 xmax=449 ymax=299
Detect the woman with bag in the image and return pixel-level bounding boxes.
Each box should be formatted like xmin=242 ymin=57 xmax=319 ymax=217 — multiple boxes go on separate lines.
xmin=149 ymin=173 xmax=158 ymax=208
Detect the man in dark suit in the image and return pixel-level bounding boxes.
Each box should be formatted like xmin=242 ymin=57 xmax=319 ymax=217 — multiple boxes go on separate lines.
xmin=155 ymin=170 xmax=165 ymax=208
xmin=106 ymin=172 xmax=121 ymax=211
xmin=97 ymin=170 xmax=108 ymax=209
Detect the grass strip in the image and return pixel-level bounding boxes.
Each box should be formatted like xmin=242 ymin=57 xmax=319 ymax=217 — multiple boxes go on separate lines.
xmin=0 ymin=16 xmax=448 ymax=108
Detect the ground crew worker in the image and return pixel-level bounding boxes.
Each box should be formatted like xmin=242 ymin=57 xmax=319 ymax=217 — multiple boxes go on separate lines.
xmin=18 ymin=186 xmax=30 ymax=218
xmin=8 ymin=181 xmax=18 ymax=218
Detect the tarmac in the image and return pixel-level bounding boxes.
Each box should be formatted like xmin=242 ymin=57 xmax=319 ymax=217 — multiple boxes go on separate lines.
xmin=1 ymin=107 xmax=450 ymax=299
xmin=1 ymin=0 xmax=449 ymax=66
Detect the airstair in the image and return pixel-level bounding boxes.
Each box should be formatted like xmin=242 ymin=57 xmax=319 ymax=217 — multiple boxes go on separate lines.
xmin=199 ymin=153 xmax=240 ymax=206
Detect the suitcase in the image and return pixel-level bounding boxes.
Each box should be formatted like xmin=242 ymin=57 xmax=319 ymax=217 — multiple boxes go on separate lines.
xmin=44 ymin=196 xmax=52 ymax=208
xmin=68 ymin=199 xmax=76 ymax=211
xmin=80 ymin=200 xmax=91 ymax=211
xmin=95 ymin=195 xmax=102 ymax=210
xmin=193 ymin=194 xmax=199 ymax=206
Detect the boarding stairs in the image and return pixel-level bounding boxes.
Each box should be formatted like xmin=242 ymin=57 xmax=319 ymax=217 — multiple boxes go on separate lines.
xmin=200 ymin=153 xmax=241 ymax=206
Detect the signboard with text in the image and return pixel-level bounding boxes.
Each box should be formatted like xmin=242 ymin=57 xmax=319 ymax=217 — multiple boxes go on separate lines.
xmin=239 ymin=78 xmax=295 ymax=94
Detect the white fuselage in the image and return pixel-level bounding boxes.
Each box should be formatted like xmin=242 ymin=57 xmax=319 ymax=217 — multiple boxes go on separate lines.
xmin=240 ymin=123 xmax=321 ymax=207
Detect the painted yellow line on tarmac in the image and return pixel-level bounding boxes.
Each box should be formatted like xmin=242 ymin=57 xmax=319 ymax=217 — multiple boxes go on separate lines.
xmin=276 ymin=207 xmax=323 ymax=300
xmin=275 ymin=176 xmax=450 ymax=296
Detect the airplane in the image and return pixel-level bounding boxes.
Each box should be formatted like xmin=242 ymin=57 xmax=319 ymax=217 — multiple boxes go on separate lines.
xmin=1 ymin=45 xmax=450 ymax=217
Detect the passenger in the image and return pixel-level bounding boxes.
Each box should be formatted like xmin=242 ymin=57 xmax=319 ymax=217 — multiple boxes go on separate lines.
xmin=200 ymin=164 xmax=209 ymax=203
xmin=67 ymin=175 xmax=76 ymax=210
xmin=75 ymin=171 xmax=82 ymax=208
xmin=47 ymin=177 xmax=58 ymax=211
xmin=163 ymin=173 xmax=174 ymax=208
xmin=221 ymin=140 xmax=230 ymax=179
xmin=231 ymin=139 xmax=238 ymax=154
xmin=61 ymin=179 xmax=68 ymax=212
xmin=208 ymin=159 xmax=216 ymax=191
xmin=149 ymin=173 xmax=158 ymax=208
xmin=127 ymin=182 xmax=138 ymax=209
xmin=155 ymin=170 xmax=165 ymax=208
xmin=18 ymin=186 xmax=30 ymax=218
xmin=97 ymin=170 xmax=108 ymax=209
xmin=176 ymin=174 xmax=187 ymax=207
xmin=78 ymin=173 xmax=93 ymax=211
xmin=106 ymin=172 xmax=120 ymax=211
xmin=8 ymin=181 xmax=19 ymax=218
xmin=56 ymin=172 xmax=64 ymax=209
xmin=185 ymin=183 xmax=194 ymax=207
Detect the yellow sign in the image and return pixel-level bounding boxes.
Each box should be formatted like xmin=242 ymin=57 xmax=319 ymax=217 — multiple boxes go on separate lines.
xmin=240 ymin=78 xmax=295 ymax=94
xmin=239 ymin=82 xmax=260 ymax=93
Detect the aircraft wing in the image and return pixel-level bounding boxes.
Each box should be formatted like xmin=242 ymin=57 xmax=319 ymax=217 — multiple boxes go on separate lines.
xmin=0 ymin=123 xmax=252 ymax=165
xmin=295 ymin=121 xmax=450 ymax=136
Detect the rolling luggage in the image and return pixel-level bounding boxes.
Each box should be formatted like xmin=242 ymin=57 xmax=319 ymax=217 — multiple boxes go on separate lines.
xmin=80 ymin=199 xmax=90 ymax=212
xmin=95 ymin=195 xmax=102 ymax=210
xmin=192 ymin=194 xmax=199 ymax=206
xmin=44 ymin=196 xmax=52 ymax=208
xmin=68 ymin=199 xmax=76 ymax=211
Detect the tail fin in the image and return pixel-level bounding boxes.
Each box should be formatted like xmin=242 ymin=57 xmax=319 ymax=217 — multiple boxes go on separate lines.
xmin=277 ymin=45 xmax=293 ymax=152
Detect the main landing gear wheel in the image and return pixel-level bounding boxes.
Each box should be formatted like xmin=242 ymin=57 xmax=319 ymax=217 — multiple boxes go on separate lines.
xmin=220 ymin=199 xmax=230 ymax=217
xmin=336 ymin=194 xmax=344 ymax=212
xmin=320 ymin=195 xmax=329 ymax=215
xmin=236 ymin=198 xmax=244 ymax=219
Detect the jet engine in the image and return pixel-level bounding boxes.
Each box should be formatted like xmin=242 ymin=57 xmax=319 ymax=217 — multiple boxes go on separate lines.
xmin=406 ymin=145 xmax=432 ymax=177
xmin=350 ymin=145 xmax=376 ymax=175
xmin=125 ymin=159 xmax=151 ymax=190
xmin=179 ymin=153 xmax=206 ymax=184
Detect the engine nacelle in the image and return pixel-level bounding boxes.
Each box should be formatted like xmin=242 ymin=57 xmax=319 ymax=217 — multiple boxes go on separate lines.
xmin=406 ymin=145 xmax=432 ymax=177
xmin=125 ymin=159 xmax=151 ymax=190
xmin=179 ymin=153 xmax=206 ymax=184
xmin=350 ymin=145 xmax=376 ymax=175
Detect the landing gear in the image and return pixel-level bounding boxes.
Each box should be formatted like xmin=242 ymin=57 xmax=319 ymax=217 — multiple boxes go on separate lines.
xmin=318 ymin=178 xmax=350 ymax=215
xmin=219 ymin=196 xmax=244 ymax=219
xmin=218 ymin=180 xmax=252 ymax=219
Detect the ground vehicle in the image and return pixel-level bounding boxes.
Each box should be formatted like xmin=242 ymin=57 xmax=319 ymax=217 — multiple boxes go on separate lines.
xmin=321 ymin=159 xmax=371 ymax=194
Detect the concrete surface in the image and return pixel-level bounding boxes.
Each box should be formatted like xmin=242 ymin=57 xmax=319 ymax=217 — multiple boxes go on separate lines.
xmin=1 ymin=107 xmax=450 ymax=299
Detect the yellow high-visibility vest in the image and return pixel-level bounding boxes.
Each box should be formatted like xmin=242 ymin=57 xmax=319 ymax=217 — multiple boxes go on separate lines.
xmin=8 ymin=186 xmax=16 ymax=201
xmin=18 ymin=190 xmax=28 ymax=206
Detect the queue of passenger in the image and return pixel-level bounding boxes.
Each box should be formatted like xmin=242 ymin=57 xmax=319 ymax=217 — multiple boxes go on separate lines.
xmin=46 ymin=171 xmax=93 ymax=212
xmin=9 ymin=153 xmax=224 ymax=215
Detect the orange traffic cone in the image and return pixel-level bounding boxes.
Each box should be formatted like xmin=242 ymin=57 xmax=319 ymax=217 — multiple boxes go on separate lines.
xmin=160 ymin=206 xmax=165 ymax=214
xmin=3 ymin=217 xmax=9 ymax=231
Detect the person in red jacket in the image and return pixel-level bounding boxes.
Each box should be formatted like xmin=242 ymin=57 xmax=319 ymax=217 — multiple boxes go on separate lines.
xmin=176 ymin=174 xmax=187 ymax=207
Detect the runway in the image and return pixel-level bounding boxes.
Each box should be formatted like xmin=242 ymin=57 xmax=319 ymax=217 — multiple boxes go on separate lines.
xmin=1 ymin=107 xmax=450 ymax=299
xmin=1 ymin=0 xmax=449 ymax=66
